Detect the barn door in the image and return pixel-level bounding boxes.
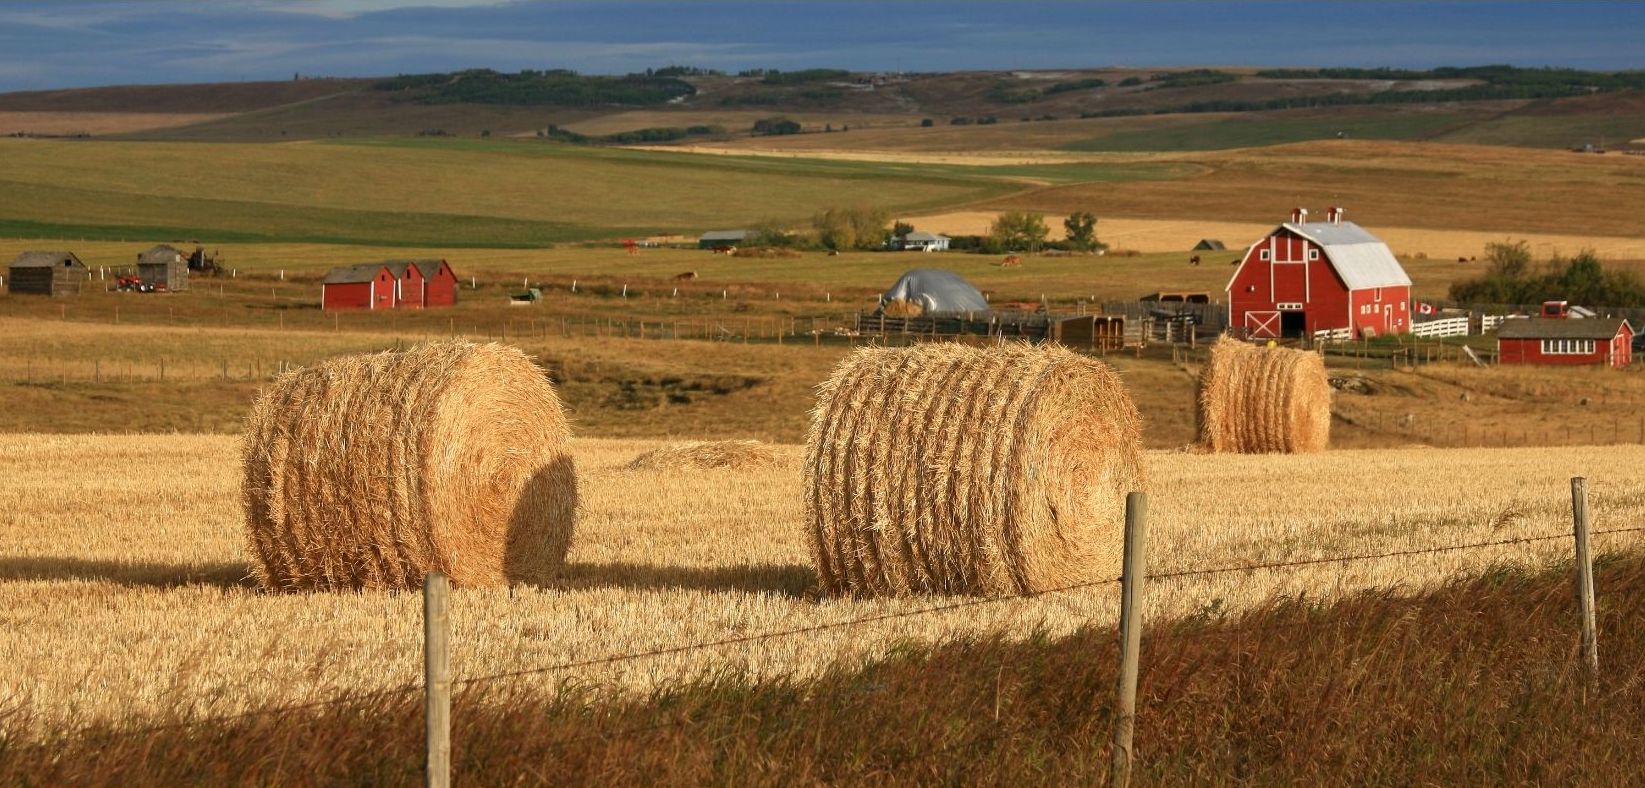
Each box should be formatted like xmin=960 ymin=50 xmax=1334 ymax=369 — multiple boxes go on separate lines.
xmin=1244 ymin=311 xmax=1281 ymax=339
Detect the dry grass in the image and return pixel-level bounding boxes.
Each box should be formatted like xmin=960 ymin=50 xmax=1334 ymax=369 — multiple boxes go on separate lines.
xmin=805 ymin=344 xmax=1143 ymax=596
xmin=625 ymin=439 xmax=781 ymax=471
xmin=3 ymin=434 xmax=1642 ymax=732
xmin=1197 ymin=339 xmax=1331 ymax=453
xmin=0 ymin=112 xmax=230 ymax=136
xmin=242 ymin=341 xmax=576 ymax=590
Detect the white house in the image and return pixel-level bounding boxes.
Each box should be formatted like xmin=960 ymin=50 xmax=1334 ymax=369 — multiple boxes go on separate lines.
xmin=895 ymin=231 xmax=950 ymax=252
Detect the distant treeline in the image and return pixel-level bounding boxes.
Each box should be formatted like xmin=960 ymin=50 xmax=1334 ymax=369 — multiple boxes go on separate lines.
xmin=373 ymin=69 xmax=695 ymax=106
xmin=1450 ymin=241 xmax=1645 ymax=308
xmin=720 ymin=88 xmax=844 ymax=106
xmin=540 ymin=124 xmax=724 ymax=145
xmin=750 ymin=68 xmax=851 ymax=85
xmin=992 ymin=70 xmax=1232 ymax=104
xmin=1255 ymin=65 xmax=1645 ymax=92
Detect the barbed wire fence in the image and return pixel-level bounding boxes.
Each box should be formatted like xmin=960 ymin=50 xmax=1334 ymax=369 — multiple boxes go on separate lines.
xmin=25 ymin=479 xmax=1644 ymax=786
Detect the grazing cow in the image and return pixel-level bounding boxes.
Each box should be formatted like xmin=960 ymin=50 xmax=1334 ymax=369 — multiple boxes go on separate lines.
xmin=712 ymin=245 xmax=736 ymax=255
xmin=1458 ymin=256 xmax=1468 ymax=263
xmin=1190 ymin=255 xmax=1201 ymax=266
xmin=674 ymin=271 xmax=698 ymax=281
xmin=1001 ymin=255 xmax=1022 ymax=267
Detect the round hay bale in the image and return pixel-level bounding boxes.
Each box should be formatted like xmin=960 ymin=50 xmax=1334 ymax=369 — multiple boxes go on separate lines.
xmin=625 ymin=439 xmax=778 ymax=471
xmin=804 ymin=343 xmax=1144 ymax=598
xmin=242 ymin=341 xmax=576 ymax=591
xmin=1196 ymin=338 xmax=1331 ymax=454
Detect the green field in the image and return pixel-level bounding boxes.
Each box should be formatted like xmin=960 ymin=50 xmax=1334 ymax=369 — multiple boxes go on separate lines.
xmin=1063 ymin=111 xmax=1475 ymax=152
xmin=0 ymin=138 xmax=1045 ymax=246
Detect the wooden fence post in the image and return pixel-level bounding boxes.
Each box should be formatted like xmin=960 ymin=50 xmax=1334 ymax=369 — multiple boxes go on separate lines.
xmin=425 ymin=571 xmax=451 ymax=788
xmin=1570 ymin=477 xmax=1598 ymax=690
xmin=1110 ymin=492 xmax=1148 ymax=788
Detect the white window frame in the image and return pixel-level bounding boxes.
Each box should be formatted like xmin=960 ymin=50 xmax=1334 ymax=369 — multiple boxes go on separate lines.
xmin=1307 ymin=248 xmax=1320 ymax=261
xmin=1542 ymin=339 xmax=1596 ymax=355
xmin=1259 ymin=249 xmax=1271 ymax=261
xmin=1276 ymin=302 xmax=1303 ymax=311
xmin=1374 ymin=288 xmax=1383 ymax=302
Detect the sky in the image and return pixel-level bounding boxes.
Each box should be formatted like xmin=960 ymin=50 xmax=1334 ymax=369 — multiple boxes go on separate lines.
xmin=0 ymin=1 xmax=1641 ymax=92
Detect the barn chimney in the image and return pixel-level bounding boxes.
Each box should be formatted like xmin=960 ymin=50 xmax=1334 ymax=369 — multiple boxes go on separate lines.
xmin=1290 ymin=207 xmax=1308 ymax=225
xmin=1327 ymin=206 xmax=1344 ymax=224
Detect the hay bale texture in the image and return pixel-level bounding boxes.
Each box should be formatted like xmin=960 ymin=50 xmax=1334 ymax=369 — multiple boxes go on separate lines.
xmin=242 ymin=341 xmax=576 ymax=591
xmin=804 ymin=343 xmax=1144 ymax=597
xmin=626 ymin=439 xmax=779 ymax=471
xmin=1196 ymin=338 xmax=1331 ymax=454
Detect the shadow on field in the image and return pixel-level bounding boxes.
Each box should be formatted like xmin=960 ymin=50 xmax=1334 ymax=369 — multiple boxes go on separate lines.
xmin=558 ymin=561 xmax=813 ymax=597
xmin=0 ymin=557 xmax=253 ymax=589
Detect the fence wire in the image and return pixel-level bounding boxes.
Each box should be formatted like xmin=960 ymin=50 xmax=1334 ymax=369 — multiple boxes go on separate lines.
xmin=50 ymin=524 xmax=1645 ymax=745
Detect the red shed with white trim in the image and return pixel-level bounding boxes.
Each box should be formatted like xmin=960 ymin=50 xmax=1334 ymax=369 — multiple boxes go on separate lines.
xmin=422 ymin=258 xmax=459 ymax=308
xmin=1496 ymin=305 xmax=1633 ymax=368
xmin=1228 ymin=208 xmax=1413 ymax=339
xmin=321 ymin=263 xmax=397 ymax=311
xmin=381 ymin=260 xmax=427 ymax=310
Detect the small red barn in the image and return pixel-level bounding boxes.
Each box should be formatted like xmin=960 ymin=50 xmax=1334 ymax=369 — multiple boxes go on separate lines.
xmin=382 ymin=261 xmax=426 ymax=310
xmin=1228 ymin=208 xmax=1413 ymax=339
xmin=321 ymin=264 xmax=397 ymax=311
xmin=420 ymin=259 xmax=458 ymax=308
xmin=1496 ymin=307 xmax=1633 ymax=368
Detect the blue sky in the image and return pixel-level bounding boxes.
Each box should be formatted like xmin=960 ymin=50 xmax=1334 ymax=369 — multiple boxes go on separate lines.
xmin=0 ymin=1 xmax=1640 ymax=92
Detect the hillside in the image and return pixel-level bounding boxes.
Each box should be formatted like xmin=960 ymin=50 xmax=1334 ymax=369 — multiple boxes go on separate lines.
xmin=1 ymin=66 xmax=1640 ymax=151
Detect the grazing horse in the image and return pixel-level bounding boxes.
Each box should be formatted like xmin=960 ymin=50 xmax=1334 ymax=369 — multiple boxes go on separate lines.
xmin=1001 ymin=255 xmax=1022 ymax=267
xmin=673 ymin=271 xmax=698 ymax=281
xmin=1189 ymin=255 xmax=1201 ymax=266
xmin=711 ymin=245 xmax=736 ymax=255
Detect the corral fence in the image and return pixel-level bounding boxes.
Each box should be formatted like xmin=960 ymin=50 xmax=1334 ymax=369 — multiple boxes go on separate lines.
xmin=74 ymin=478 xmax=1645 ymax=786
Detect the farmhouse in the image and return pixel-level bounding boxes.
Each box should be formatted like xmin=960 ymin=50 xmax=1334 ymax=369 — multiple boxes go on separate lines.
xmin=1497 ymin=303 xmax=1633 ymax=368
xmin=893 ymin=231 xmax=951 ymax=252
xmin=1228 ymin=207 xmax=1412 ymax=339
xmin=136 ymin=244 xmax=189 ymax=291
xmin=7 ymin=251 xmax=88 ymax=297
xmin=698 ymin=230 xmax=751 ymax=249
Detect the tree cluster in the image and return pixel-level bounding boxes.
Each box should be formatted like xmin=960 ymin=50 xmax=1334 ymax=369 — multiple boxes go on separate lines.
xmin=811 ymin=207 xmax=893 ymax=251
xmin=1448 ymin=240 xmax=1645 ymax=307
xmin=373 ymin=69 xmax=695 ymax=106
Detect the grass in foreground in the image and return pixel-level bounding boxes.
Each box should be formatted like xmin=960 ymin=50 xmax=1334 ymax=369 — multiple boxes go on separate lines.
xmin=5 ymin=551 xmax=1641 ymax=785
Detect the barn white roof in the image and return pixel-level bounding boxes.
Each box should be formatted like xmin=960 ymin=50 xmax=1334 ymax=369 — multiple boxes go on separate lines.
xmin=1282 ymin=221 xmax=1412 ymax=290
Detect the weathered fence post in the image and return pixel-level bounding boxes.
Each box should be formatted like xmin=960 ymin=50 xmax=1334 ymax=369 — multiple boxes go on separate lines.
xmin=1570 ymin=477 xmax=1598 ymax=690
xmin=425 ymin=572 xmax=451 ymax=788
xmin=1110 ymin=492 xmax=1148 ymax=788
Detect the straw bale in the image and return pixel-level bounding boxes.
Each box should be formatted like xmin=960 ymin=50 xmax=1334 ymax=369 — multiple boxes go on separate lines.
xmin=804 ymin=343 xmax=1144 ymax=597
xmin=626 ymin=439 xmax=779 ymax=471
xmin=242 ymin=341 xmax=576 ymax=591
xmin=882 ymin=298 xmax=925 ymax=318
xmin=1196 ymin=339 xmax=1331 ymax=454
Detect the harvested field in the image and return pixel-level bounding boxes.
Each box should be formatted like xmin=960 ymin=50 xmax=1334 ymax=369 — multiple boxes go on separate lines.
xmin=625 ymin=439 xmax=781 ymax=471
xmin=0 ymin=112 xmax=229 ymax=136
xmin=2 ymin=434 xmax=1641 ymax=730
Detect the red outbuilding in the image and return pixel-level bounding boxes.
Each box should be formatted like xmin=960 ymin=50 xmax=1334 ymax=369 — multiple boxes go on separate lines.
xmin=1228 ymin=207 xmax=1413 ymax=340
xmin=322 ymin=259 xmax=456 ymax=311
xmin=420 ymin=258 xmax=459 ymax=308
xmin=321 ymin=264 xmax=398 ymax=311
xmin=1496 ymin=302 xmax=1633 ymax=368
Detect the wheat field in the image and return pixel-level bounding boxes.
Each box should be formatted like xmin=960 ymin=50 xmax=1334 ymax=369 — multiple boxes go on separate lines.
xmin=1 ymin=433 xmax=1641 ymax=731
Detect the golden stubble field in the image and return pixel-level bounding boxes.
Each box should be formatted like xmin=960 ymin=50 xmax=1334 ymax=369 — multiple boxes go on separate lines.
xmin=2 ymin=434 xmax=1641 ymax=731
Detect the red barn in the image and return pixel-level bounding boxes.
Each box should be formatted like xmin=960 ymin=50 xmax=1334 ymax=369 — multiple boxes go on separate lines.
xmin=1497 ymin=305 xmax=1633 ymax=368
xmin=321 ymin=264 xmax=397 ymax=311
xmin=1227 ymin=208 xmax=1413 ymax=340
xmin=382 ymin=261 xmax=427 ymax=310
xmin=420 ymin=258 xmax=459 ymax=308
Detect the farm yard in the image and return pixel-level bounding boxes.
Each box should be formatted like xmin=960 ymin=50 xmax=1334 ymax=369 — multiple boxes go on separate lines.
xmin=4 ymin=56 xmax=1645 ymax=786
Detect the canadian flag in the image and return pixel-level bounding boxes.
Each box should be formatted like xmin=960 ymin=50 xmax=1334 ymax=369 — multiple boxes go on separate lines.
xmin=1416 ymin=302 xmax=1436 ymax=315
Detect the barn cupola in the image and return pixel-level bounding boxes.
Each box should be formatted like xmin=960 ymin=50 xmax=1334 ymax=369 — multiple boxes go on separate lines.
xmin=1326 ymin=206 xmax=1345 ymax=224
xmin=1290 ymin=207 xmax=1309 ymax=224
